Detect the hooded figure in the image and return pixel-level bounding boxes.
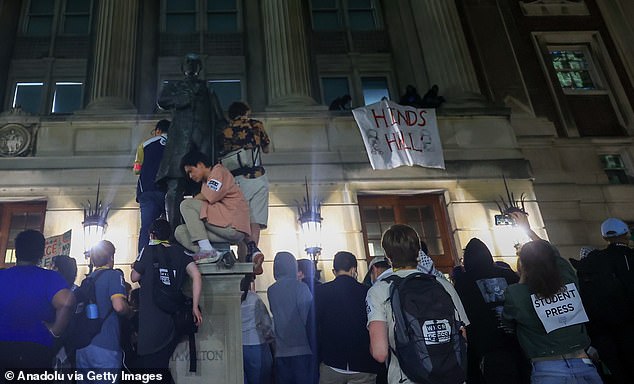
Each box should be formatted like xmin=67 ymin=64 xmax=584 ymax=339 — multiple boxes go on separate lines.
xmin=267 ymin=252 xmax=314 ymax=383
xmin=454 ymin=238 xmax=529 ymax=384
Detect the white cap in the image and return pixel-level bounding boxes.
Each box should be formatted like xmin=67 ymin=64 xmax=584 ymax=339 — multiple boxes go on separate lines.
xmin=368 ymin=256 xmax=390 ymax=270
xmin=600 ymin=218 xmax=629 ymax=238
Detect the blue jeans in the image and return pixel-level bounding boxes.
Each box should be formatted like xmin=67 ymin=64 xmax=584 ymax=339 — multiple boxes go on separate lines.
xmin=531 ymin=358 xmax=603 ymax=384
xmin=243 ymin=344 xmax=273 ymax=384
xmin=138 ymin=190 xmax=166 ymax=253
xmin=76 ymin=344 xmax=122 ymax=384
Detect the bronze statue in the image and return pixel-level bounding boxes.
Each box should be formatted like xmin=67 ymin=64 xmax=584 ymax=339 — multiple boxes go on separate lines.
xmin=155 ymin=53 xmax=227 ymax=232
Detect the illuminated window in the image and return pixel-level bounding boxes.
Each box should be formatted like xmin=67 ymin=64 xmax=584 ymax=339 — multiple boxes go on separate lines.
xmin=52 ymin=82 xmax=83 ymax=113
xmin=600 ymin=154 xmax=633 ymax=185
xmin=549 ymin=47 xmax=598 ymax=91
xmin=13 ymin=82 xmax=44 ymax=114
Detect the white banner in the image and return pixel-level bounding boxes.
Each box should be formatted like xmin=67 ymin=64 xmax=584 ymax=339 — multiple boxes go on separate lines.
xmin=41 ymin=230 xmax=72 ymax=269
xmin=531 ymin=283 xmax=589 ymax=333
xmin=352 ymin=100 xmax=445 ymax=170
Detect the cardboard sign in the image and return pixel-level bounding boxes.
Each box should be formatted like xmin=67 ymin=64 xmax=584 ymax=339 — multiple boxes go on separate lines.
xmin=352 ymin=100 xmax=445 ymax=170
xmin=41 ymin=230 xmax=72 ymax=269
xmin=531 ymin=283 xmax=589 ymax=333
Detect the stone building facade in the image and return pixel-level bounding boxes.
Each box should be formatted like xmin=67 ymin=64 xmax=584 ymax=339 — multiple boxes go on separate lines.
xmin=0 ymin=0 xmax=632 ymax=286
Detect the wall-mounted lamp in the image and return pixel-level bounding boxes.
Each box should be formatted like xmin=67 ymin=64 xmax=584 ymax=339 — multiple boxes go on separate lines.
xmin=494 ymin=176 xmax=527 ymax=226
xmin=297 ymin=178 xmax=323 ymax=262
xmin=82 ymin=181 xmax=110 ymax=270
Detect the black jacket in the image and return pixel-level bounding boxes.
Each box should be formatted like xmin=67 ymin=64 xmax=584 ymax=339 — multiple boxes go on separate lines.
xmin=571 ymin=242 xmax=634 ymax=332
xmin=314 ymin=275 xmax=381 ymax=374
xmin=454 ymin=238 xmax=520 ymax=355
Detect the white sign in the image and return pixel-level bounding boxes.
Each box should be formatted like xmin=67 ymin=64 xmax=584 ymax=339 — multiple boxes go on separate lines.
xmin=531 ymin=283 xmax=589 ymax=333
xmin=352 ymin=100 xmax=445 ymax=170
xmin=41 ymin=230 xmax=72 ymax=269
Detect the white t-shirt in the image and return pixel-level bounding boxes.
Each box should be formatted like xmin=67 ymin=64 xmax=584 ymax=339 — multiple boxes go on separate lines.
xmin=366 ymin=269 xmax=469 ymax=384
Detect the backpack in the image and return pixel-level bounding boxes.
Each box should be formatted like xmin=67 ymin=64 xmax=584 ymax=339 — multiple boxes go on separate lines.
xmin=152 ymin=246 xmax=186 ymax=314
xmin=385 ymin=272 xmax=467 ymax=384
xmin=64 ymin=270 xmax=114 ymax=352
xmin=150 ymin=245 xmax=200 ymax=372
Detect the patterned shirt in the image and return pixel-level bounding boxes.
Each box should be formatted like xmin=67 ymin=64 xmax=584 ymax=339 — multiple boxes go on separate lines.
xmin=222 ymin=117 xmax=270 ymax=178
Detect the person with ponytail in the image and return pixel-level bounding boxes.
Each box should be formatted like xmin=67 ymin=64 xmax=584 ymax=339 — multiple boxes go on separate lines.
xmin=241 ymin=274 xmax=274 ymax=384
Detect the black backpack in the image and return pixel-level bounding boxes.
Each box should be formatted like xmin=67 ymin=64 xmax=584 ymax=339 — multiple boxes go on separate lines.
xmin=152 ymin=246 xmax=187 ymax=314
xmin=64 ymin=270 xmax=114 ymax=352
xmin=385 ymin=273 xmax=467 ymax=384
xmin=150 ymin=245 xmax=200 ymax=372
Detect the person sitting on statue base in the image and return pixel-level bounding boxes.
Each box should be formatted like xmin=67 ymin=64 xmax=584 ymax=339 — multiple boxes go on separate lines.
xmin=174 ymin=151 xmax=251 ymax=263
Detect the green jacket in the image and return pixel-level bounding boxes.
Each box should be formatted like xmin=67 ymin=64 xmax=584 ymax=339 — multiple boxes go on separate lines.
xmin=503 ymin=256 xmax=590 ymax=359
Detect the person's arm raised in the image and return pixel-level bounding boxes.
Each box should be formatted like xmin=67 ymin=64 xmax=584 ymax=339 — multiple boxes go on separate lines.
xmin=510 ymin=211 xmax=541 ymax=241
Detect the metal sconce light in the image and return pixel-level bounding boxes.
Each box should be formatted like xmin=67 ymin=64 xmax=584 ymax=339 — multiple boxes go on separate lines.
xmin=82 ymin=181 xmax=110 ymax=271
xmin=297 ymin=178 xmax=323 ymax=262
xmin=494 ymin=176 xmax=527 ymax=226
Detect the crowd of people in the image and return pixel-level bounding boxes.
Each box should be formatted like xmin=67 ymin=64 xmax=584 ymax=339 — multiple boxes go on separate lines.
xmin=236 ymin=213 xmax=632 ymax=384
xmin=0 ymin=209 xmax=632 ymax=384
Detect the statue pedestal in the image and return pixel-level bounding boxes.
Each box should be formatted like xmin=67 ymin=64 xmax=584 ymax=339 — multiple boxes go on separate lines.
xmin=170 ymin=261 xmax=250 ymax=383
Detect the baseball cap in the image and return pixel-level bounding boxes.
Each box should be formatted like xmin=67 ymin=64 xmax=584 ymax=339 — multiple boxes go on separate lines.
xmin=368 ymin=256 xmax=390 ymax=270
xmin=600 ymin=218 xmax=630 ymax=238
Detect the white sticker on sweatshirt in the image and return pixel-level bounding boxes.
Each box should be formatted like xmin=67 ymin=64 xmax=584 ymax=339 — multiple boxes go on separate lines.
xmin=207 ymin=179 xmax=222 ymax=191
xmin=531 ymin=283 xmax=589 ymax=333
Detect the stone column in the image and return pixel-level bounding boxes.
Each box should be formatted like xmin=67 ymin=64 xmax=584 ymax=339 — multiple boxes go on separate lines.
xmin=85 ymin=0 xmax=139 ymax=112
xmin=261 ymin=0 xmax=318 ymax=110
xmin=410 ymin=0 xmax=481 ymax=102
xmin=595 ymin=0 xmax=634 ymax=87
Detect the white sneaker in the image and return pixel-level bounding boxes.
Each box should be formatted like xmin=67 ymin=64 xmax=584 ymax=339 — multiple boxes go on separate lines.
xmin=192 ymin=249 xmax=221 ymax=263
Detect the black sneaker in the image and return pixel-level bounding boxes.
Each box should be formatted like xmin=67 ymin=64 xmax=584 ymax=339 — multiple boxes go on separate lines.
xmin=246 ymin=241 xmax=260 ymax=262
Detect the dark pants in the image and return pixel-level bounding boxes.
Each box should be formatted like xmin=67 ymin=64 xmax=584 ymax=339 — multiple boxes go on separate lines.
xmin=481 ymin=345 xmax=530 ymax=384
xmin=275 ymin=355 xmax=312 ymax=384
xmin=243 ymin=344 xmax=273 ymax=384
xmin=138 ymin=190 xmax=166 ymax=253
xmin=138 ymin=338 xmax=178 ymax=369
xmin=591 ymin=331 xmax=634 ymax=384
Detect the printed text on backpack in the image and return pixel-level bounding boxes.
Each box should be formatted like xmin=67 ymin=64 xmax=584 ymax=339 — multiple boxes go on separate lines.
xmin=386 ymin=273 xmax=467 ymax=384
